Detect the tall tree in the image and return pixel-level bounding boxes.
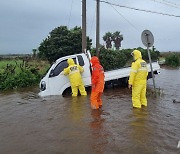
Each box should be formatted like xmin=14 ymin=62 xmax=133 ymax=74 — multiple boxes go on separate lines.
xmin=112 ymin=31 xmax=123 ymax=50
xmin=38 ymin=26 xmax=92 ymax=64
xmin=103 ymin=31 xmax=123 ymax=50
xmin=103 ymin=32 xmax=112 ymax=49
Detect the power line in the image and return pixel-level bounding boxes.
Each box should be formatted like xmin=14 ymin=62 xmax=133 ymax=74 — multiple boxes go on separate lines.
xmin=100 ymin=0 xmax=180 ymax=17
xmin=149 ymin=0 xmax=180 ymax=9
xmin=109 ymin=4 xmax=140 ymax=32
xmin=161 ymin=0 xmax=180 ymax=7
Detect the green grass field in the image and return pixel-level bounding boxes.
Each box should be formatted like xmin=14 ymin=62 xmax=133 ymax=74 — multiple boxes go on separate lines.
xmin=0 ymin=59 xmax=50 ymax=75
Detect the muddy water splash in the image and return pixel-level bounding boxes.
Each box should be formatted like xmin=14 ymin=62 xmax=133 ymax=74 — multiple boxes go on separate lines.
xmin=0 ymin=68 xmax=180 ymax=154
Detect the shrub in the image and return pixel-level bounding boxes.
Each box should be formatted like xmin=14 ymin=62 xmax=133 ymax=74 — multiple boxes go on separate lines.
xmin=90 ymin=47 xmax=160 ymax=71
xmin=165 ymin=53 xmax=180 ymax=67
xmin=0 ymin=60 xmax=49 ymax=91
xmin=136 ymin=47 xmax=159 ymax=62
xmin=90 ymin=47 xmax=127 ymax=71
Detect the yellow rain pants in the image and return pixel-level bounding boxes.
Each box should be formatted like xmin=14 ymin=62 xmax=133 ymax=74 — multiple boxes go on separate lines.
xmin=128 ymin=50 xmax=148 ymax=108
xmin=63 ymin=58 xmax=87 ymax=96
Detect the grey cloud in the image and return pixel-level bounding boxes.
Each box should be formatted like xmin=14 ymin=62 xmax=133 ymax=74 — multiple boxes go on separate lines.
xmin=0 ymin=0 xmax=180 ymax=54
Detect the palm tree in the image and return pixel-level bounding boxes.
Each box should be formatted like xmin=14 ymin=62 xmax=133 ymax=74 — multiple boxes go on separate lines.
xmin=112 ymin=31 xmax=123 ymax=50
xmin=103 ymin=32 xmax=112 ymax=49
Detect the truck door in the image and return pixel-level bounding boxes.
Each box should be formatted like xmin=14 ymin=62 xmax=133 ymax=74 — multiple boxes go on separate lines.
xmin=48 ymin=58 xmax=76 ymax=95
xmin=77 ymin=55 xmax=91 ymax=86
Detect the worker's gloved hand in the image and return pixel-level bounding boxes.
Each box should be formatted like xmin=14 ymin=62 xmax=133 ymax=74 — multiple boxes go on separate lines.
xmin=128 ymin=84 xmax=132 ymax=89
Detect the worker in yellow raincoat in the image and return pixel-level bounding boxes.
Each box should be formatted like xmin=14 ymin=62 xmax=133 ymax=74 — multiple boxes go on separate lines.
xmin=63 ymin=58 xmax=87 ymax=96
xmin=128 ymin=50 xmax=148 ymax=108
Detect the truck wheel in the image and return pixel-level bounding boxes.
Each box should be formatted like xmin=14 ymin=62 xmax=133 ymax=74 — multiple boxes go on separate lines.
xmin=62 ymin=87 xmax=72 ymax=96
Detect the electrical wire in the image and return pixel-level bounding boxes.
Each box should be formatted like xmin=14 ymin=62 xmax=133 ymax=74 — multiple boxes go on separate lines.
xmin=109 ymin=4 xmax=140 ymax=32
xmin=100 ymin=0 xmax=180 ymax=17
xmin=161 ymin=0 xmax=180 ymax=7
xmin=149 ymin=0 xmax=180 ymax=9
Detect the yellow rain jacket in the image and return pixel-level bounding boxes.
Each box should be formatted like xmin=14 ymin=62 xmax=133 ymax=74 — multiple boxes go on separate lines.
xmin=63 ymin=58 xmax=87 ymax=96
xmin=128 ymin=50 xmax=148 ymax=108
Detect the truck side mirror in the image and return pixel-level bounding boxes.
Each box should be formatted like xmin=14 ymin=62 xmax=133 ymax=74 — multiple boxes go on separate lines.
xmin=49 ymin=69 xmax=54 ymax=77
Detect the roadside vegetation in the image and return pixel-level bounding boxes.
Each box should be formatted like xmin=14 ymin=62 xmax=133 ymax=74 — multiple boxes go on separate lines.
xmin=0 ymin=58 xmax=49 ymax=90
xmin=90 ymin=46 xmax=160 ymax=71
xmin=160 ymin=52 xmax=180 ymax=67
xmin=38 ymin=26 xmax=92 ymax=64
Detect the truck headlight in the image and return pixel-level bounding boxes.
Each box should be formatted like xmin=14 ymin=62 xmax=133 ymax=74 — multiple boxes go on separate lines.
xmin=40 ymin=81 xmax=46 ymax=91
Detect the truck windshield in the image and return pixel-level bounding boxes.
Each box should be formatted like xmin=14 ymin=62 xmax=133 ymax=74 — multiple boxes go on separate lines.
xmin=49 ymin=58 xmax=76 ymax=78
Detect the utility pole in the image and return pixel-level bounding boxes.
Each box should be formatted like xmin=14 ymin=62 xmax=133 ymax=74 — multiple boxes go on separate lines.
xmin=82 ymin=0 xmax=86 ymax=53
xmin=96 ymin=0 xmax=100 ymax=57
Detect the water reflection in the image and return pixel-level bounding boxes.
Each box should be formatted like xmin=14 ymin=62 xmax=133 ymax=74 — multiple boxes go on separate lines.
xmin=69 ymin=96 xmax=87 ymax=123
xmin=130 ymin=108 xmax=155 ymax=153
xmin=90 ymin=109 xmax=108 ymax=154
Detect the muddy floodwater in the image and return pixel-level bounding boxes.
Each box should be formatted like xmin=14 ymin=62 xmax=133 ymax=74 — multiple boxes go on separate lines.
xmin=0 ymin=68 xmax=180 ymax=154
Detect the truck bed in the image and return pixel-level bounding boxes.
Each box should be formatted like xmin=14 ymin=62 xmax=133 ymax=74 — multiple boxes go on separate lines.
xmin=104 ymin=62 xmax=160 ymax=82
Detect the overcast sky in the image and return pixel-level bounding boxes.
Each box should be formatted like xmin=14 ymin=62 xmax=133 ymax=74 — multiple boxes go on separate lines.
xmin=1 ymin=0 xmax=180 ymax=54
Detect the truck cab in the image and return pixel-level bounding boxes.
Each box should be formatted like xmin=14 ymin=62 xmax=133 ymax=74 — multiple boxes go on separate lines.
xmin=39 ymin=52 xmax=91 ymax=97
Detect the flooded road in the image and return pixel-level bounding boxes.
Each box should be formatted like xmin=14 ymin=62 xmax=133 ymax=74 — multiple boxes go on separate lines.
xmin=0 ymin=68 xmax=180 ymax=154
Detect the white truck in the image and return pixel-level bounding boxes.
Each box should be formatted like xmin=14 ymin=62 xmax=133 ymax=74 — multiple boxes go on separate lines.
xmin=38 ymin=51 xmax=160 ymax=97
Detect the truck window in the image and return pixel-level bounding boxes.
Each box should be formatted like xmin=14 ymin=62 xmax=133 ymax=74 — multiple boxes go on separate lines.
xmin=77 ymin=55 xmax=84 ymax=66
xmin=49 ymin=58 xmax=76 ymax=78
